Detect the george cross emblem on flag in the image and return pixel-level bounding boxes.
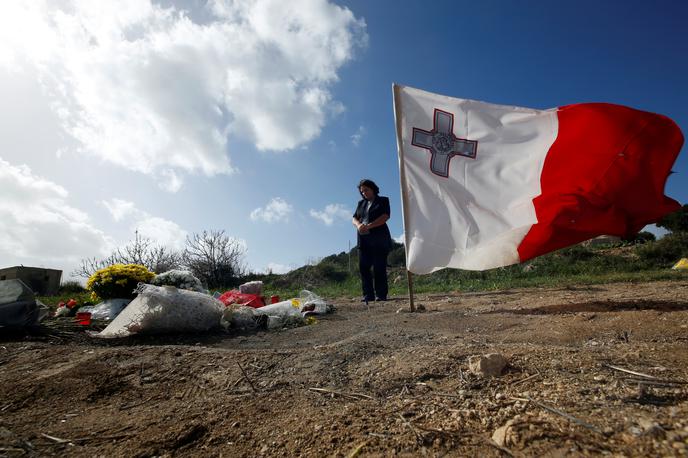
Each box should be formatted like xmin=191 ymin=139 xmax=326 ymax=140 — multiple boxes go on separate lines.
xmin=412 ymin=109 xmax=478 ymax=177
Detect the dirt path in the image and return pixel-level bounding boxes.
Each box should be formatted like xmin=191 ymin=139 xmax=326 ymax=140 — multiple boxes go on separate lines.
xmin=1 ymin=280 xmax=687 ymax=457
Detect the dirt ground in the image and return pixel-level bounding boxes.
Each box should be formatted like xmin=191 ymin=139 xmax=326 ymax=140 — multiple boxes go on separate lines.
xmin=1 ymin=279 xmax=688 ymax=457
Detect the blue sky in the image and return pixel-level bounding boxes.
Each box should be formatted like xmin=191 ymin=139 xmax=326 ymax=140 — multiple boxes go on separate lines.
xmin=0 ymin=0 xmax=686 ymax=278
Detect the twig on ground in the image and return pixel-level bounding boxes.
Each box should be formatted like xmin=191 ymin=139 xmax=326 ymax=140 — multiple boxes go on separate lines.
xmin=236 ymin=362 xmax=258 ymax=393
xmin=40 ymin=433 xmax=72 ymax=444
xmin=628 ymin=378 xmax=687 ymax=387
xmin=432 ymin=392 xmax=464 ymax=399
xmin=525 ymin=397 xmax=604 ymax=435
xmin=119 ymin=396 xmax=155 ymax=411
xmin=86 ymin=433 xmax=134 ymax=442
xmin=308 ymin=387 xmax=373 ymax=400
xmin=228 ymin=377 xmax=244 ymax=389
xmin=397 ymin=413 xmax=423 ymax=442
xmin=0 ymin=447 xmax=27 ymax=454
xmin=602 ymin=364 xmax=658 ymax=380
xmin=347 ymin=440 xmax=368 ymax=458
xmin=511 ymin=371 xmax=540 ymax=386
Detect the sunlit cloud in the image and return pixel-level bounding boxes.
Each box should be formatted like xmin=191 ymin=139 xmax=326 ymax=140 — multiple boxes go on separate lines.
xmin=309 ymin=203 xmax=350 ymax=226
xmin=250 ymin=197 xmax=293 ymax=223
xmin=0 ymin=157 xmax=113 ymax=269
xmin=0 ymin=0 xmax=367 ymax=191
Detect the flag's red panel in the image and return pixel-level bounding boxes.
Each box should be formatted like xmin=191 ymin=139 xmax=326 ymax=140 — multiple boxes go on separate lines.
xmin=518 ymin=103 xmax=684 ymax=261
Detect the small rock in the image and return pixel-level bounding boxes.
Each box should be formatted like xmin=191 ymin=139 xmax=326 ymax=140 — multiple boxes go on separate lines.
xmin=672 ymin=442 xmax=687 ymax=450
xmin=637 ymin=417 xmax=665 ymax=438
xmin=628 ymin=426 xmax=643 ymax=436
xmin=492 ymin=420 xmax=515 ymax=447
xmin=469 ymin=353 xmax=508 ymax=377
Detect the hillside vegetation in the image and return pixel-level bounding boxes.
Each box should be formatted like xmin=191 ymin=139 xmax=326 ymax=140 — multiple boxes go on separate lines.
xmin=248 ymin=232 xmax=688 ymax=299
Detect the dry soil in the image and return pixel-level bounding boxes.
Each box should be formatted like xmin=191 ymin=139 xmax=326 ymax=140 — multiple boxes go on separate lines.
xmin=1 ymin=280 xmax=688 ymax=457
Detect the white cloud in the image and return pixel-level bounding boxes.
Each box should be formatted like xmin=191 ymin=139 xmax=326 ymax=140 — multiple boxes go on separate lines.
xmin=265 ymin=262 xmax=291 ymax=274
xmin=102 ymin=198 xmax=136 ymax=222
xmin=102 ymin=198 xmax=187 ymax=249
xmin=0 ymin=157 xmax=113 ymax=271
xmin=394 ymin=233 xmax=405 ymax=244
xmin=309 ymin=203 xmax=350 ymax=226
xmin=0 ymin=0 xmax=367 ymax=191
xmin=350 ymin=125 xmax=366 ymax=146
xmin=250 ymin=197 xmax=293 ymax=223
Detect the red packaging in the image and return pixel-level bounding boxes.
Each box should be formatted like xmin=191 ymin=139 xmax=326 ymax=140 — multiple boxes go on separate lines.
xmin=218 ymin=290 xmax=265 ymax=308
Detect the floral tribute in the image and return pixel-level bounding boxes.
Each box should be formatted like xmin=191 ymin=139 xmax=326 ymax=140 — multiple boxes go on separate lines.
xmin=87 ymin=264 xmax=155 ymax=301
xmin=150 ymin=270 xmax=205 ymax=292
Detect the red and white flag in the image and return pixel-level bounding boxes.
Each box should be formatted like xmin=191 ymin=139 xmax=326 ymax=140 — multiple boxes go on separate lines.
xmin=392 ymin=84 xmax=683 ymax=274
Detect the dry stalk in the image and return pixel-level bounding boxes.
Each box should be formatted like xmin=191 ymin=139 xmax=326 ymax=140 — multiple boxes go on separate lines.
xmin=308 ymin=387 xmax=373 ymax=400
xmin=236 ymin=362 xmax=258 ymax=393
xmin=524 ymin=397 xmax=604 ymax=435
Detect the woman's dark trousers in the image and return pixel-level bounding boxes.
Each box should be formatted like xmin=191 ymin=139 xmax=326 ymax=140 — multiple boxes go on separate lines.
xmin=359 ymin=246 xmax=388 ymax=301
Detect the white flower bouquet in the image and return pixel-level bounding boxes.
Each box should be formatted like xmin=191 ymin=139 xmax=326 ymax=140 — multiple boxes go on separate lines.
xmin=150 ymin=270 xmax=205 ymax=292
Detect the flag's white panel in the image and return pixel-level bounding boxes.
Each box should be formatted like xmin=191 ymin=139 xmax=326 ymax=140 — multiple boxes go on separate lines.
xmin=394 ymin=85 xmax=558 ymax=273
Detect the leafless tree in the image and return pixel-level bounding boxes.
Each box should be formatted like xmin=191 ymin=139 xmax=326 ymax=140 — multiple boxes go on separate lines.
xmin=72 ymin=257 xmax=110 ymax=279
xmin=182 ymin=230 xmax=247 ymax=288
xmin=72 ymin=231 xmax=183 ymax=278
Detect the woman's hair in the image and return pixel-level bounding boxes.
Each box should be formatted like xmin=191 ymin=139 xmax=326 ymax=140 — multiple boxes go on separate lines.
xmin=358 ymin=178 xmax=380 ymax=197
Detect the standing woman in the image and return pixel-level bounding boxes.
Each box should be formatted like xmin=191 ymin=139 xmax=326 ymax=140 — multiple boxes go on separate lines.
xmin=352 ymin=179 xmax=393 ymax=302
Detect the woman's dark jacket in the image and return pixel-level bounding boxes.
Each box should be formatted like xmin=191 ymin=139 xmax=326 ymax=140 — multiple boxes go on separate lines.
xmin=353 ymin=196 xmax=393 ymax=252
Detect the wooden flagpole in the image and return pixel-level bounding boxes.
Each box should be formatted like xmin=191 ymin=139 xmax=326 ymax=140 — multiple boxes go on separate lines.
xmin=406 ymin=270 xmax=415 ymax=312
xmin=392 ymin=83 xmax=416 ymax=312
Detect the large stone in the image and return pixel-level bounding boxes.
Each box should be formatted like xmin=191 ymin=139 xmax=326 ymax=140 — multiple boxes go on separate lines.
xmin=469 ymin=353 xmax=508 ymax=377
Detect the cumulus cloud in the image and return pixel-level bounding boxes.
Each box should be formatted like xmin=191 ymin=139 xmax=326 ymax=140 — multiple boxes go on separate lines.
xmin=102 ymin=198 xmax=136 ymax=222
xmin=0 ymin=157 xmax=113 ymax=269
xmin=102 ymin=198 xmax=187 ymax=249
xmin=250 ymin=197 xmax=293 ymax=223
xmin=309 ymin=203 xmax=350 ymax=226
xmin=0 ymin=0 xmax=367 ymax=190
xmin=350 ymin=125 xmax=366 ymax=146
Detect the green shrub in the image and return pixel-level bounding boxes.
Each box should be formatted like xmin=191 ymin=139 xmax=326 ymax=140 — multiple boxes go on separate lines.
xmin=87 ymin=264 xmax=155 ymax=301
xmin=58 ymin=280 xmax=86 ymax=294
xmin=630 ymin=231 xmax=656 ymax=244
xmin=637 ymin=233 xmax=688 ymax=266
xmin=387 ymin=243 xmax=406 ymax=267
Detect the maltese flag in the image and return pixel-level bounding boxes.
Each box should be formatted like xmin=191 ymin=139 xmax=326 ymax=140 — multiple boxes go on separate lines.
xmin=393 ymin=84 xmax=683 ymax=274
